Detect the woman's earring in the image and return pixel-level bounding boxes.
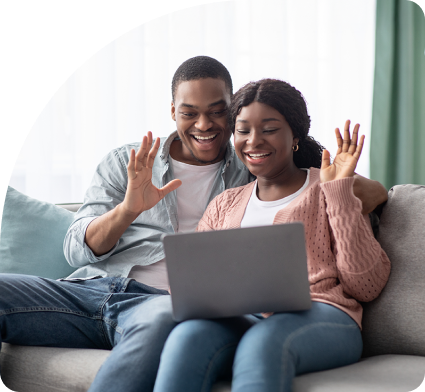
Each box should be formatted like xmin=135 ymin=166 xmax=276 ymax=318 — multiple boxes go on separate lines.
xmin=292 ymin=144 xmax=299 ymax=152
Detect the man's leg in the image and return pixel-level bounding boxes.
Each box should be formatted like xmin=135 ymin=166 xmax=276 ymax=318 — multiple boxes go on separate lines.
xmin=0 ymin=274 xmax=115 ymax=350
xmin=0 ymin=273 xmax=120 ymax=379
xmin=231 ymin=302 xmax=363 ymax=392
xmin=88 ymin=281 xmax=178 ymax=392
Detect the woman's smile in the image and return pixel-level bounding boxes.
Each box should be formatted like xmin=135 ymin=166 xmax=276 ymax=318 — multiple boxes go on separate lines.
xmin=234 ymin=101 xmax=297 ymax=180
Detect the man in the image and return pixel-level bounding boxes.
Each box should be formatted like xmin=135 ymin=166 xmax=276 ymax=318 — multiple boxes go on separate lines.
xmin=0 ymin=56 xmax=387 ymax=392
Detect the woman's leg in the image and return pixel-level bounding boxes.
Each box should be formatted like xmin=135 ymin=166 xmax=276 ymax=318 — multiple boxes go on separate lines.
xmin=232 ymin=302 xmax=363 ymax=392
xmin=154 ymin=315 xmax=258 ymax=392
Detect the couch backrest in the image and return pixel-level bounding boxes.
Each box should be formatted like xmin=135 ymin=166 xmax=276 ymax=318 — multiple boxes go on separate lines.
xmin=57 ymin=203 xmax=83 ymax=213
xmin=362 ymin=184 xmax=425 ymax=357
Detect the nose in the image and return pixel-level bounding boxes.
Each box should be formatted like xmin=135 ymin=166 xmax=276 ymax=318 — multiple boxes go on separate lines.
xmin=195 ymin=114 xmax=213 ymax=132
xmin=246 ymin=130 xmax=263 ymax=147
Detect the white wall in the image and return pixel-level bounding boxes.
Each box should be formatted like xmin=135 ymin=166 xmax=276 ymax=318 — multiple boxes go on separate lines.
xmin=8 ymin=0 xmax=376 ymax=204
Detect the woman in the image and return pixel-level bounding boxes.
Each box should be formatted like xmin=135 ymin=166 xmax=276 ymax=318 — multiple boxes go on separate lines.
xmin=154 ymin=79 xmax=391 ymax=392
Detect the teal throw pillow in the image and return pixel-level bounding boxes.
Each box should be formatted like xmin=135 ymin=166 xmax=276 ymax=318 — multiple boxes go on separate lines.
xmin=0 ymin=187 xmax=77 ymax=279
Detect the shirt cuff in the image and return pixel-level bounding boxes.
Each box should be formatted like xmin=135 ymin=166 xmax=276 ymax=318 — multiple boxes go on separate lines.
xmin=73 ymin=216 xmax=119 ymax=263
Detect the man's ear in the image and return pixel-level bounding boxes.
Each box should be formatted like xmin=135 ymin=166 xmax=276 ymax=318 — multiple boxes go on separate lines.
xmin=171 ymin=101 xmax=176 ymax=121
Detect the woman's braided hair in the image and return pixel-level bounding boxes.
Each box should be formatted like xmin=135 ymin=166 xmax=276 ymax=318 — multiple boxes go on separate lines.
xmin=230 ymin=79 xmax=324 ymax=169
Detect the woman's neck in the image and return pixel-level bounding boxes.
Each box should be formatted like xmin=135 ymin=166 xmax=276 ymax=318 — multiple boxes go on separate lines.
xmin=256 ymin=167 xmax=307 ymax=202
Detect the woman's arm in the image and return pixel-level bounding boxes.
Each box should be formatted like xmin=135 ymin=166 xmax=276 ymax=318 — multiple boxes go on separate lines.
xmin=321 ymin=178 xmax=391 ymax=302
xmin=320 ymin=120 xmax=391 ymax=301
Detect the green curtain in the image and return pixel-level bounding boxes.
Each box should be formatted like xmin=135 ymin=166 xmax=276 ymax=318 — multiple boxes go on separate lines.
xmin=370 ymin=0 xmax=425 ymax=189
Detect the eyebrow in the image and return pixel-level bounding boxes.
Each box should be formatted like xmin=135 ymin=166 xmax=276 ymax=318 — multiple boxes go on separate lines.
xmin=236 ymin=118 xmax=281 ymax=123
xmin=179 ymin=99 xmax=227 ymax=109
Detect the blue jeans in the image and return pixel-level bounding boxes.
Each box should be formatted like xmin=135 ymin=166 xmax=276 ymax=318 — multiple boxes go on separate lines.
xmin=0 ymin=273 xmax=177 ymax=392
xmin=154 ymin=302 xmax=363 ymax=392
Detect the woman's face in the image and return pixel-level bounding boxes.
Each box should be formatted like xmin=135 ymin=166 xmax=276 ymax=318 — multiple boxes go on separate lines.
xmin=234 ymin=101 xmax=298 ymax=179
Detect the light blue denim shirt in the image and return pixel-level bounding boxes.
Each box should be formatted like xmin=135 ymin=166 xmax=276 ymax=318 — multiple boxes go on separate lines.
xmin=63 ymin=131 xmax=254 ymax=279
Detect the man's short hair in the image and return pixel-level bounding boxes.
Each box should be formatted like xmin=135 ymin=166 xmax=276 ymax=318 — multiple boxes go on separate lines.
xmin=171 ymin=56 xmax=233 ymax=101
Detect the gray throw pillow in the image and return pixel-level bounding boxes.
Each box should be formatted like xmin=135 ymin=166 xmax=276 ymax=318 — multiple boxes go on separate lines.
xmin=0 ymin=187 xmax=77 ymax=279
xmin=362 ymin=184 xmax=425 ymax=357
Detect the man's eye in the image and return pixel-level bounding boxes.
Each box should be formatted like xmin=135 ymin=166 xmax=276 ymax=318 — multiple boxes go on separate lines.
xmin=211 ymin=109 xmax=227 ymax=116
xmin=181 ymin=112 xmax=195 ymax=117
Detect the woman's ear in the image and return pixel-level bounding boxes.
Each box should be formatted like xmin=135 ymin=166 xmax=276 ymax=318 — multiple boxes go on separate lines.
xmin=293 ymin=137 xmax=299 ymax=148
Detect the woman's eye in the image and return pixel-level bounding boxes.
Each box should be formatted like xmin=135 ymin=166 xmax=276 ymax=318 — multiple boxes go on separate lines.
xmin=236 ymin=129 xmax=250 ymax=134
xmin=264 ymin=129 xmax=278 ymax=133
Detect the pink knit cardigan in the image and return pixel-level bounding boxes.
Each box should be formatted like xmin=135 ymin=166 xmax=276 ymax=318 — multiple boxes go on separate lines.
xmin=197 ymin=168 xmax=391 ymax=328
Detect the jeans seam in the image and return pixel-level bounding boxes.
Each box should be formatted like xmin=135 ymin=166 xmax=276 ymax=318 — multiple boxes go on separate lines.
xmin=0 ymin=307 xmax=102 ymax=319
xmin=201 ymin=342 xmax=237 ymax=392
xmin=98 ymin=293 xmax=115 ymax=349
xmin=280 ymin=322 xmax=359 ymax=391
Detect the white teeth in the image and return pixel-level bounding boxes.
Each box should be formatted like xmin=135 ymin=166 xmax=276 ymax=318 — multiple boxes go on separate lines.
xmin=248 ymin=153 xmax=270 ymax=159
xmin=193 ymin=134 xmax=217 ymax=140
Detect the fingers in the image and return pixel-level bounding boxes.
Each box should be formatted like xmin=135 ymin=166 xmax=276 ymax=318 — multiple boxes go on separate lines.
xmin=335 ymin=128 xmax=343 ymax=155
xmin=135 ymin=135 xmax=148 ymax=172
xmin=159 ymin=179 xmax=182 ymax=199
xmin=348 ymin=123 xmax=360 ymax=155
xmin=339 ymin=120 xmax=362 ymax=157
xmin=134 ymin=132 xmax=160 ymax=172
xmin=342 ymin=120 xmax=351 ymax=153
xmin=135 ymin=132 xmax=154 ymax=170
xmin=146 ymin=137 xmax=161 ymax=169
xmin=127 ymin=149 xmax=137 ymax=180
xmin=353 ymin=135 xmax=365 ymax=161
xmin=321 ymin=149 xmax=331 ymax=169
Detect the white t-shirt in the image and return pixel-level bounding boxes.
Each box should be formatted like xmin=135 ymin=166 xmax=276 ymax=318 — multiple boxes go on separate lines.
xmin=170 ymin=157 xmax=222 ymax=233
xmin=241 ymin=169 xmax=310 ymax=228
xmin=128 ymin=157 xmax=222 ymax=289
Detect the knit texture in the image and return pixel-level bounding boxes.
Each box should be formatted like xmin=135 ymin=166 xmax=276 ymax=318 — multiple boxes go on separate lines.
xmin=197 ymin=168 xmax=391 ymax=328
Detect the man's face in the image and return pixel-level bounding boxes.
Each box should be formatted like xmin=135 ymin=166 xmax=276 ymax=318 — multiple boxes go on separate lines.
xmin=171 ymin=78 xmax=232 ymax=165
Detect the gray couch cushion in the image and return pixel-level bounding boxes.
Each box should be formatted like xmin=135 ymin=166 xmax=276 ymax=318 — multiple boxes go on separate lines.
xmin=0 ymin=343 xmax=111 ymax=392
xmin=362 ymin=185 xmax=425 ymax=357
xmin=292 ymin=355 xmax=425 ymax=392
xmin=3 ymin=343 xmax=424 ymax=392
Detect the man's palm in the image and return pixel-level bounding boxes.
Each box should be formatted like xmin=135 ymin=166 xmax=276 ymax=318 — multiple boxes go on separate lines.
xmin=123 ymin=133 xmax=181 ymax=216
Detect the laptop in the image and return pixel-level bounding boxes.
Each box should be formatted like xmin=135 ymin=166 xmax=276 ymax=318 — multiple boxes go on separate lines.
xmin=162 ymin=222 xmax=311 ymax=321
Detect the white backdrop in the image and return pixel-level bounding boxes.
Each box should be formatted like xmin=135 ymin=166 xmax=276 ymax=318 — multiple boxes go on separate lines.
xmin=9 ymin=0 xmax=376 ymax=204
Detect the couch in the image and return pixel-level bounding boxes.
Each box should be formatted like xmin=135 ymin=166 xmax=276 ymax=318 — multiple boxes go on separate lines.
xmin=1 ymin=184 xmax=425 ymax=392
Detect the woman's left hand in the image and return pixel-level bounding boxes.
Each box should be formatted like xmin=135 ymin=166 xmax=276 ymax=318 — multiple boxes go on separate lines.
xmin=320 ymin=120 xmax=365 ymax=183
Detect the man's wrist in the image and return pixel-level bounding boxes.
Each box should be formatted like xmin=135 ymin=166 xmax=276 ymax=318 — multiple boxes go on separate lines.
xmin=116 ymin=202 xmax=141 ymax=224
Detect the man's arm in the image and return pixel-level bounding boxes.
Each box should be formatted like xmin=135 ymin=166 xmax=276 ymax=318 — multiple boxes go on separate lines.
xmin=85 ymin=132 xmax=181 ymax=256
xmin=353 ymin=174 xmax=388 ymax=215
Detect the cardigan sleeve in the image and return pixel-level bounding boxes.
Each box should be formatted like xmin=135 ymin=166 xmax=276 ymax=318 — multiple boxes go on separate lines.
xmin=320 ymin=177 xmax=391 ymax=302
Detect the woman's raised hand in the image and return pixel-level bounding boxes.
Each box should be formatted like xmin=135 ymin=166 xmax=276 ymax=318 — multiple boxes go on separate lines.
xmin=320 ymin=120 xmax=364 ymax=183
xmin=122 ymin=132 xmax=182 ymax=217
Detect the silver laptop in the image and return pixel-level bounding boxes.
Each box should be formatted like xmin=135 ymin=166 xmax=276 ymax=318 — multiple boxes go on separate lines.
xmin=163 ymin=222 xmax=311 ymax=321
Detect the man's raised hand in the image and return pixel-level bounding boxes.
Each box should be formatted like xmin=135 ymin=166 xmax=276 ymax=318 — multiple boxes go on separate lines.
xmin=122 ymin=132 xmax=182 ymax=217
xmin=320 ymin=120 xmax=364 ymax=183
